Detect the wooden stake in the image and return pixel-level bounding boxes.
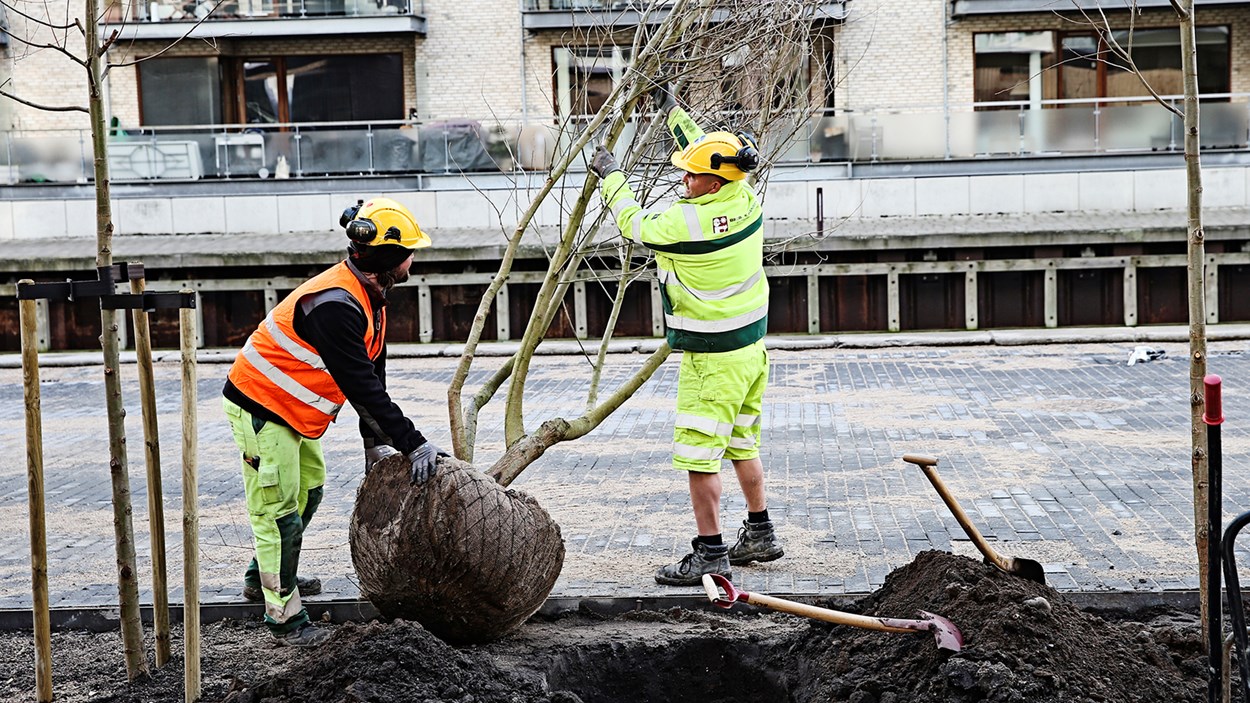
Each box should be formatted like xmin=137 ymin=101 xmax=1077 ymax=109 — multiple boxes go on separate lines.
xmin=20 ymin=282 xmax=53 ymax=703
xmin=180 ymin=297 xmax=201 ymax=703
xmin=130 ymin=272 xmax=170 ymax=668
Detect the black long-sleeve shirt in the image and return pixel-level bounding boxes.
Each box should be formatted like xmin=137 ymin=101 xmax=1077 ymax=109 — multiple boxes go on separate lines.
xmin=223 ymin=265 xmax=427 ymax=454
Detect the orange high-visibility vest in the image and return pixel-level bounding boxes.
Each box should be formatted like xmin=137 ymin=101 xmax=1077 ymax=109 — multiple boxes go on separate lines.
xmin=227 ymin=262 xmax=385 ymax=438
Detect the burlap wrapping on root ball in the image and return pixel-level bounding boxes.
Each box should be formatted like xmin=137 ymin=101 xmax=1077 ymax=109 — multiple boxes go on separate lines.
xmin=349 ymin=453 xmax=565 ymax=644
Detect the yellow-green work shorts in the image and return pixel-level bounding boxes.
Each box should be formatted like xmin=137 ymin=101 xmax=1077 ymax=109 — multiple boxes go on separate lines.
xmin=673 ymin=339 xmax=768 ymax=473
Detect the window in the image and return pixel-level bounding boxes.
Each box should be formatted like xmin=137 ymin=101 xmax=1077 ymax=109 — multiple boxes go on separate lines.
xmin=139 ymin=54 xmax=403 ymax=126
xmin=554 ymin=46 xmax=630 ymax=117
xmin=138 ymin=57 xmax=223 ymax=125
xmin=973 ymin=27 xmax=1229 ymax=109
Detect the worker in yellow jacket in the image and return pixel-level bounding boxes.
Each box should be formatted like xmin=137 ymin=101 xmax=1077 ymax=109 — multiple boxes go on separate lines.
xmin=590 ymin=100 xmax=784 ymax=586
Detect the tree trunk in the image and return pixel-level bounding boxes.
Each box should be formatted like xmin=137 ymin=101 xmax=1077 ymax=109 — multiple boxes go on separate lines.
xmin=1179 ymin=0 xmax=1211 ymax=650
xmin=86 ymin=0 xmax=147 ymax=678
xmin=349 ymin=454 xmax=564 ymax=644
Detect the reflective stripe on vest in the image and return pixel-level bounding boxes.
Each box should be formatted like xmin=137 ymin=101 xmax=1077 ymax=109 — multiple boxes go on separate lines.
xmin=227 ymin=262 xmax=383 ymax=438
xmin=658 ymin=267 xmax=763 ymax=302
xmin=665 ymin=300 xmax=769 ymax=333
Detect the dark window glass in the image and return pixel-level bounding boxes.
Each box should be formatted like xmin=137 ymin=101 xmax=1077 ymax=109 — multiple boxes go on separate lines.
xmin=139 ymin=57 xmax=222 ymax=125
xmin=286 ymin=54 xmax=403 ymax=122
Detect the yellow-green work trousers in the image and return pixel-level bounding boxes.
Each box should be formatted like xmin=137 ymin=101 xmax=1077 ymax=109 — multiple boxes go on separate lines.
xmin=223 ymin=398 xmax=325 ymax=635
xmin=673 ymin=339 xmax=769 ymax=473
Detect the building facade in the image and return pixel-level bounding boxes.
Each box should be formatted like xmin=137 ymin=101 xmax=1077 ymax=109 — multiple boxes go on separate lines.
xmin=0 ymin=0 xmax=1248 ymax=350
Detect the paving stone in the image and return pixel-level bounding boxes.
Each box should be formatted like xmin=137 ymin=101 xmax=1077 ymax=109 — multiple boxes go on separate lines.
xmin=0 ymin=339 xmax=1245 ymax=608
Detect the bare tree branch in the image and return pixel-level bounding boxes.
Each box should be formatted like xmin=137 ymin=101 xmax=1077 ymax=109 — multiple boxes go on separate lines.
xmin=104 ymin=0 xmax=224 ymax=73
xmin=0 ymin=84 xmax=88 ymax=112
xmin=0 ymin=26 xmax=87 ymax=65
xmin=0 ymin=0 xmax=77 ymax=29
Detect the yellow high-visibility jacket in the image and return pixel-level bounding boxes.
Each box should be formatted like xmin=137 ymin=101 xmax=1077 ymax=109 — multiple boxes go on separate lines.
xmin=599 ymin=110 xmax=768 ymax=353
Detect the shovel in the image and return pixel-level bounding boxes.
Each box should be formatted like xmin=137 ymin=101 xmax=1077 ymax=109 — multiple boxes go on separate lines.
xmin=903 ymin=453 xmax=1046 ymax=585
xmin=701 ymin=573 xmax=963 ymax=652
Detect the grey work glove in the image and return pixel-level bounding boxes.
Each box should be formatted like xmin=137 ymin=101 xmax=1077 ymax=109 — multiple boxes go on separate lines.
xmin=651 ymin=83 xmax=678 ymax=114
xmin=589 ymin=145 xmax=620 ymax=179
xmin=406 ymin=442 xmax=448 ymax=485
xmin=364 ymin=444 xmax=399 ymax=475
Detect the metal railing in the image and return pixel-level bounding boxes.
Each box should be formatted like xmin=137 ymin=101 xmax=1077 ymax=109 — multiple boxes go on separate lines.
xmin=3 ymin=93 xmax=1249 ymax=184
xmin=109 ymin=0 xmax=423 ymax=23
xmin=522 ymin=0 xmax=671 ymax=10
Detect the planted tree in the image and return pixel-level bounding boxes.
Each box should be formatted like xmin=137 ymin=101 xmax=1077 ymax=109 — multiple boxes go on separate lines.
xmin=1 ymin=0 xmax=219 ymax=681
xmin=350 ymin=0 xmax=836 ymax=643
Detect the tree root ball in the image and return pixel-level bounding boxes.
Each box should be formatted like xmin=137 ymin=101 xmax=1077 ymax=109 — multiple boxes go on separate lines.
xmin=349 ymin=453 xmax=565 ymax=644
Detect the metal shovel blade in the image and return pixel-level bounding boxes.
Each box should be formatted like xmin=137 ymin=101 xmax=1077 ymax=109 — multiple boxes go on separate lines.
xmin=702 ymin=574 xmax=963 ymax=653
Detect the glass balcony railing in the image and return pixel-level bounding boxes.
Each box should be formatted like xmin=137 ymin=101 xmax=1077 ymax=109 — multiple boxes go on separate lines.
xmin=106 ymin=0 xmax=423 ymax=23
xmin=2 ymin=94 xmax=1249 ymax=185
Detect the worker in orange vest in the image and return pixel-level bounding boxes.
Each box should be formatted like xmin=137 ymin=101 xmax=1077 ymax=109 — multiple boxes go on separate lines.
xmin=222 ymin=196 xmax=444 ymax=646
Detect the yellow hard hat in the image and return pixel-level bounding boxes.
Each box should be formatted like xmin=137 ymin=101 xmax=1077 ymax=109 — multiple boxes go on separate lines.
xmin=340 ymin=196 xmax=431 ymax=250
xmin=670 ymin=131 xmax=759 ymax=181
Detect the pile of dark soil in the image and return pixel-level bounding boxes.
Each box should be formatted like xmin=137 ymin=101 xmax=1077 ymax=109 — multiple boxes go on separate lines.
xmin=0 ymin=551 xmax=1215 ymax=703
xmin=222 ymin=619 xmax=564 ymax=703
xmin=786 ymin=550 xmax=1207 ymax=703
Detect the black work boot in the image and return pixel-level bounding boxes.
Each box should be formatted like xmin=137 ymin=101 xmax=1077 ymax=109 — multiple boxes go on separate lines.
xmin=729 ymin=519 xmax=784 ymax=566
xmin=654 ymin=539 xmax=732 ymax=586
xmin=273 ymin=623 xmax=332 ymax=648
xmin=243 ymin=576 xmax=322 ymax=602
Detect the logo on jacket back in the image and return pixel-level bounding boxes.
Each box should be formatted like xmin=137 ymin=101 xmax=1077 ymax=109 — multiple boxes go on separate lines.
xmin=712 ymin=216 xmax=729 ymax=234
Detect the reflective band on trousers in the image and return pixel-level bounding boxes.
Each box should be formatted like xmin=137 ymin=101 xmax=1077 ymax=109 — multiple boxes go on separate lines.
xmin=240 ymin=340 xmax=343 ymax=417
xmin=736 ymin=413 xmax=760 ymax=428
xmin=675 ymin=413 xmax=733 ymax=437
xmin=665 ymin=301 xmax=769 ymax=333
xmin=674 ymin=442 xmax=725 ymax=461
xmin=658 ymin=267 xmax=764 ymax=302
xmin=264 ymin=316 xmax=327 ymax=371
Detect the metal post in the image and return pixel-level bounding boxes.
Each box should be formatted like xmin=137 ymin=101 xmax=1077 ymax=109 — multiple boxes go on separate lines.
xmin=1123 ymin=260 xmax=1138 ymax=327
xmin=366 ymin=125 xmax=375 ymax=175
xmin=573 ymin=281 xmax=588 ymax=339
xmin=20 ymin=283 xmax=53 ymax=703
xmin=418 ymin=282 xmax=433 ymax=343
xmin=650 ymin=280 xmax=664 ymax=337
xmin=1206 ymin=255 xmax=1219 ymax=324
xmin=1044 ymin=266 xmax=1058 ymax=328
xmin=887 ymin=269 xmax=900 ymax=333
xmin=496 ymin=283 xmax=511 ymax=341
xmin=964 ymin=269 xmax=978 ymax=330
xmin=1204 ymin=374 xmax=1223 ymax=703
xmin=180 ymin=294 xmax=201 ymax=703
xmin=807 ymin=273 xmax=820 ymax=334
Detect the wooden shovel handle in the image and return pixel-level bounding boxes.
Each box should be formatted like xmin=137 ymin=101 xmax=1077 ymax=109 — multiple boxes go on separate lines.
xmin=743 ymin=592 xmax=921 ymax=635
xmin=903 ymin=455 xmax=1010 ymax=573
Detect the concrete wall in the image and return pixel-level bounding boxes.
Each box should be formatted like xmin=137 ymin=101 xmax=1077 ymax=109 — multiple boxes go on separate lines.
xmin=6 ymin=165 xmax=1246 ymax=238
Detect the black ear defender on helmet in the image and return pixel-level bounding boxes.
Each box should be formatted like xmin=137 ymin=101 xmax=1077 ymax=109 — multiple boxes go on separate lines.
xmin=340 ymin=199 xmax=403 ymax=245
xmin=709 ymin=131 xmax=760 ymax=173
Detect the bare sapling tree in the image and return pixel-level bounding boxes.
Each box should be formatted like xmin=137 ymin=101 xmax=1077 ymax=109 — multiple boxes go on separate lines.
xmin=1067 ymin=0 xmax=1211 ymax=646
xmin=351 ymin=0 xmax=832 ymax=645
xmin=449 ymin=0 xmax=829 ymax=483
xmin=1 ymin=0 xmax=220 ymax=681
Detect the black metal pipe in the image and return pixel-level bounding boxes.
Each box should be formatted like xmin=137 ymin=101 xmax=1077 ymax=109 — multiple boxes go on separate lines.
xmin=1223 ymin=510 xmax=1250 ymax=703
xmin=1205 ymin=374 xmax=1225 ymax=703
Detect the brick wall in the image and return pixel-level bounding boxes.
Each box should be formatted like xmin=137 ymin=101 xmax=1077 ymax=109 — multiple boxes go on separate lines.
xmin=1 ymin=0 xmax=92 ymax=132
xmin=833 ymin=0 xmax=948 ymax=111
xmin=415 ymin=0 xmax=523 ymax=121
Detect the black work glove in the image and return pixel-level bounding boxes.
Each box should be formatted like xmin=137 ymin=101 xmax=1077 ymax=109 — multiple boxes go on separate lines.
xmin=364 ymin=444 xmax=399 ymax=475
xmin=651 ymin=83 xmax=678 ymax=114
xmin=406 ymin=442 xmax=448 ymax=485
xmin=589 ymin=145 xmax=620 ymax=179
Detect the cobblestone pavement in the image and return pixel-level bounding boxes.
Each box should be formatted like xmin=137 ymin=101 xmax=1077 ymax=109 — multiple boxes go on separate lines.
xmin=0 ymin=339 xmax=1248 ymax=611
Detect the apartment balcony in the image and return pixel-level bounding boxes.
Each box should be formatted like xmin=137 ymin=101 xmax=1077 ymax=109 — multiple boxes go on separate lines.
xmin=102 ymin=0 xmax=425 ymax=40
xmin=4 ymin=94 xmax=1248 ymax=186
xmin=951 ymin=0 xmax=1248 ymax=18
xmin=521 ymin=1 xmax=846 ymax=30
